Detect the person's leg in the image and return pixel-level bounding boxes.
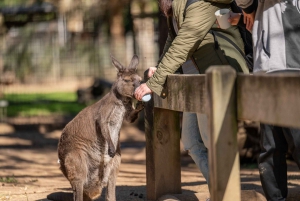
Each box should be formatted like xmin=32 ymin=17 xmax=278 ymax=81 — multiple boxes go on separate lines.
xmin=258 ymin=124 xmax=288 ymax=201
xmin=196 ymin=113 xmax=209 ymax=148
xmin=181 ymin=112 xmax=209 ymax=185
xmin=282 ymin=127 xmax=300 ymax=168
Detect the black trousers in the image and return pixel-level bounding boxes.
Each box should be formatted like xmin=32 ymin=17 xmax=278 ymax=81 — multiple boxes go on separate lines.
xmin=258 ymin=124 xmax=300 ymax=201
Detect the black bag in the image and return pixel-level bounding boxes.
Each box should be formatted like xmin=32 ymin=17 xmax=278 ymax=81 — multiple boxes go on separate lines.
xmin=182 ymin=0 xmax=254 ymax=72
xmin=230 ymin=1 xmax=254 ymax=72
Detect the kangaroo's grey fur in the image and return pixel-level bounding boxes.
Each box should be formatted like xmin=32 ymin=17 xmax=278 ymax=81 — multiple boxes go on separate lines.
xmin=47 ymin=55 xmax=144 ymax=201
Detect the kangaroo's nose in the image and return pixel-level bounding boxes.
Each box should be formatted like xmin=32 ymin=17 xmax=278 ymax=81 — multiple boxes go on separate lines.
xmin=134 ymin=81 xmax=141 ymax=90
xmin=134 ymin=76 xmax=142 ymax=88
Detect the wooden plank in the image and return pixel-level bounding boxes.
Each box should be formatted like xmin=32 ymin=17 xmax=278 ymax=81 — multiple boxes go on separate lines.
xmin=154 ymin=74 xmax=206 ymax=113
xmin=144 ymin=70 xmax=181 ymax=200
xmin=152 ymin=108 xmax=181 ymax=199
xmin=144 ymin=89 xmax=156 ymax=201
xmin=206 ymin=66 xmax=241 ymax=201
xmin=237 ymin=73 xmax=300 ymax=129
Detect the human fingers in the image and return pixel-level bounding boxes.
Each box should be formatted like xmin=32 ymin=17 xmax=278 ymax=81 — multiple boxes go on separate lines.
xmin=134 ymin=84 xmax=152 ymax=101
xmin=134 ymin=86 xmax=142 ymax=101
xmin=148 ymin=67 xmax=157 ymax=78
xmin=216 ymin=19 xmax=220 ymax=28
xmin=245 ymin=16 xmax=253 ymax=31
xmin=228 ymin=12 xmax=241 ymax=26
xmin=249 ymin=12 xmax=255 ymax=31
xmin=244 ymin=15 xmax=249 ymax=28
xmin=243 ymin=11 xmax=252 ymax=25
xmin=243 ymin=10 xmax=255 ymax=32
xmin=246 ymin=21 xmax=252 ymax=32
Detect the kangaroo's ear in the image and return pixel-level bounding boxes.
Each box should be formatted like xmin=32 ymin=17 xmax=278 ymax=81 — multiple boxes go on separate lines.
xmin=110 ymin=55 xmax=124 ymax=72
xmin=128 ymin=55 xmax=139 ymax=71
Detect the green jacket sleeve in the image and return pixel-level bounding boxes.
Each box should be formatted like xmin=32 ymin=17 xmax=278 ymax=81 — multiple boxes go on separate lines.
xmin=146 ymin=1 xmax=218 ymax=96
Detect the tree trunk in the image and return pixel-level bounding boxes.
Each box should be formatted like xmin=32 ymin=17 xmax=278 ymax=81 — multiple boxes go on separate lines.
xmin=108 ymin=0 xmax=127 ymax=60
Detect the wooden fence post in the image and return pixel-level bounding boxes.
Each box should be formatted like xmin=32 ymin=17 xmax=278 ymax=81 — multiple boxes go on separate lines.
xmin=144 ymin=72 xmax=181 ymax=200
xmin=206 ymin=66 xmax=241 ymax=201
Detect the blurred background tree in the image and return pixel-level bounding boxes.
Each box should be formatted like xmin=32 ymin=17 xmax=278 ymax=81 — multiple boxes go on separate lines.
xmin=0 ymin=0 xmax=165 ymax=118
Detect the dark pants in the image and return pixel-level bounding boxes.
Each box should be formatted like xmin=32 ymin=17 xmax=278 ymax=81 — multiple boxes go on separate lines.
xmin=258 ymin=124 xmax=300 ymax=201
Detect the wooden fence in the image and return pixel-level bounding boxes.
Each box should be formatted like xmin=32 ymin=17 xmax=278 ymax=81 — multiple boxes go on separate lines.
xmin=144 ymin=66 xmax=300 ymax=201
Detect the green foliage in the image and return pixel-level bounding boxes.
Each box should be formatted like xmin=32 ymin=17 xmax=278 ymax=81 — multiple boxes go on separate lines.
xmin=4 ymin=92 xmax=86 ymax=117
xmin=0 ymin=0 xmax=28 ymax=7
xmin=240 ymin=162 xmax=258 ymax=169
xmin=0 ymin=176 xmax=18 ymax=183
xmin=150 ymin=0 xmax=159 ymax=12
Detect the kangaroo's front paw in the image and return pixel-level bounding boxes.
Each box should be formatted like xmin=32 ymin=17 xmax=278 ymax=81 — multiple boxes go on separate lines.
xmin=108 ymin=148 xmax=116 ymax=158
xmin=135 ymin=101 xmax=145 ymax=111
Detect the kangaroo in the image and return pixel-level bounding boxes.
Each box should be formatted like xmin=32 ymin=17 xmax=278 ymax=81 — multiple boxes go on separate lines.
xmin=47 ymin=55 xmax=144 ymax=201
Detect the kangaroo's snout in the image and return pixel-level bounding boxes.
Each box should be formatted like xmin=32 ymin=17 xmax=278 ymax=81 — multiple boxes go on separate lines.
xmin=133 ymin=75 xmax=142 ymax=91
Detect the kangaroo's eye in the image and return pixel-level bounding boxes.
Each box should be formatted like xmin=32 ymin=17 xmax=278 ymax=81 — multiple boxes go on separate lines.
xmin=124 ymin=79 xmax=131 ymax=83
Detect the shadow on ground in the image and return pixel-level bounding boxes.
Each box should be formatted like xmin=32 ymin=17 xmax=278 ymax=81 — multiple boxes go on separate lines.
xmin=0 ymin=117 xmax=300 ymax=201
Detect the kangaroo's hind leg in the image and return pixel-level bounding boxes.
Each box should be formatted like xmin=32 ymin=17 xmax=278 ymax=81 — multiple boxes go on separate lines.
xmin=83 ymin=171 xmax=103 ymax=201
xmin=62 ymin=153 xmax=88 ymax=201
xmin=71 ymin=181 xmax=85 ymax=201
xmin=105 ymin=154 xmax=121 ymax=201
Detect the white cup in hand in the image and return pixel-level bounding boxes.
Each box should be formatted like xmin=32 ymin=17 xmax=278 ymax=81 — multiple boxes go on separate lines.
xmin=215 ymin=9 xmax=231 ymax=29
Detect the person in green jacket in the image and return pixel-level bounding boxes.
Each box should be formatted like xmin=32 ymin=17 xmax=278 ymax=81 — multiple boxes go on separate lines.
xmin=135 ymin=0 xmax=248 ymax=197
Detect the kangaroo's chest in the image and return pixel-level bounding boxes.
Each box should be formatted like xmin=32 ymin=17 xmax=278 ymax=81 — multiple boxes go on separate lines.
xmin=108 ymin=104 xmax=125 ymax=128
xmin=106 ymin=105 xmax=125 ymax=146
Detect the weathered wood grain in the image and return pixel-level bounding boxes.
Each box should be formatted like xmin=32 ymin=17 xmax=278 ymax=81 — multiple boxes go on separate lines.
xmin=237 ymin=73 xmax=300 ymax=129
xmin=144 ymin=71 xmax=181 ymax=200
xmin=145 ymin=67 xmax=300 ymax=201
xmin=154 ymin=74 xmax=206 ymax=114
xmin=206 ymin=66 xmax=241 ymax=201
xmin=153 ymin=108 xmax=181 ymax=199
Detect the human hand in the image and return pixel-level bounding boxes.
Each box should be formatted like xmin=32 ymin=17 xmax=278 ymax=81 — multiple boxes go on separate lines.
xmin=242 ymin=10 xmax=255 ymax=32
xmin=148 ymin=67 xmax=157 ymax=78
xmin=215 ymin=11 xmax=241 ymax=28
xmin=228 ymin=11 xmax=242 ymax=26
xmin=134 ymin=83 xmax=152 ymax=101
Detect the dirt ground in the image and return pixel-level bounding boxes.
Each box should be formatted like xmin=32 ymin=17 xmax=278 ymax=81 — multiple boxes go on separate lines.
xmin=0 ymin=118 xmax=300 ymax=201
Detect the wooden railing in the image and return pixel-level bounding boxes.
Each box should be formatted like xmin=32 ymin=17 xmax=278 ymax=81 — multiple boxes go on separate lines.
xmin=144 ymin=66 xmax=300 ymax=201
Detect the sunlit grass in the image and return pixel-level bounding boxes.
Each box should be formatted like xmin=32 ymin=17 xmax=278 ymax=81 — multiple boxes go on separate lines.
xmin=4 ymin=92 xmax=77 ymax=102
xmin=3 ymin=92 xmax=86 ymax=117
